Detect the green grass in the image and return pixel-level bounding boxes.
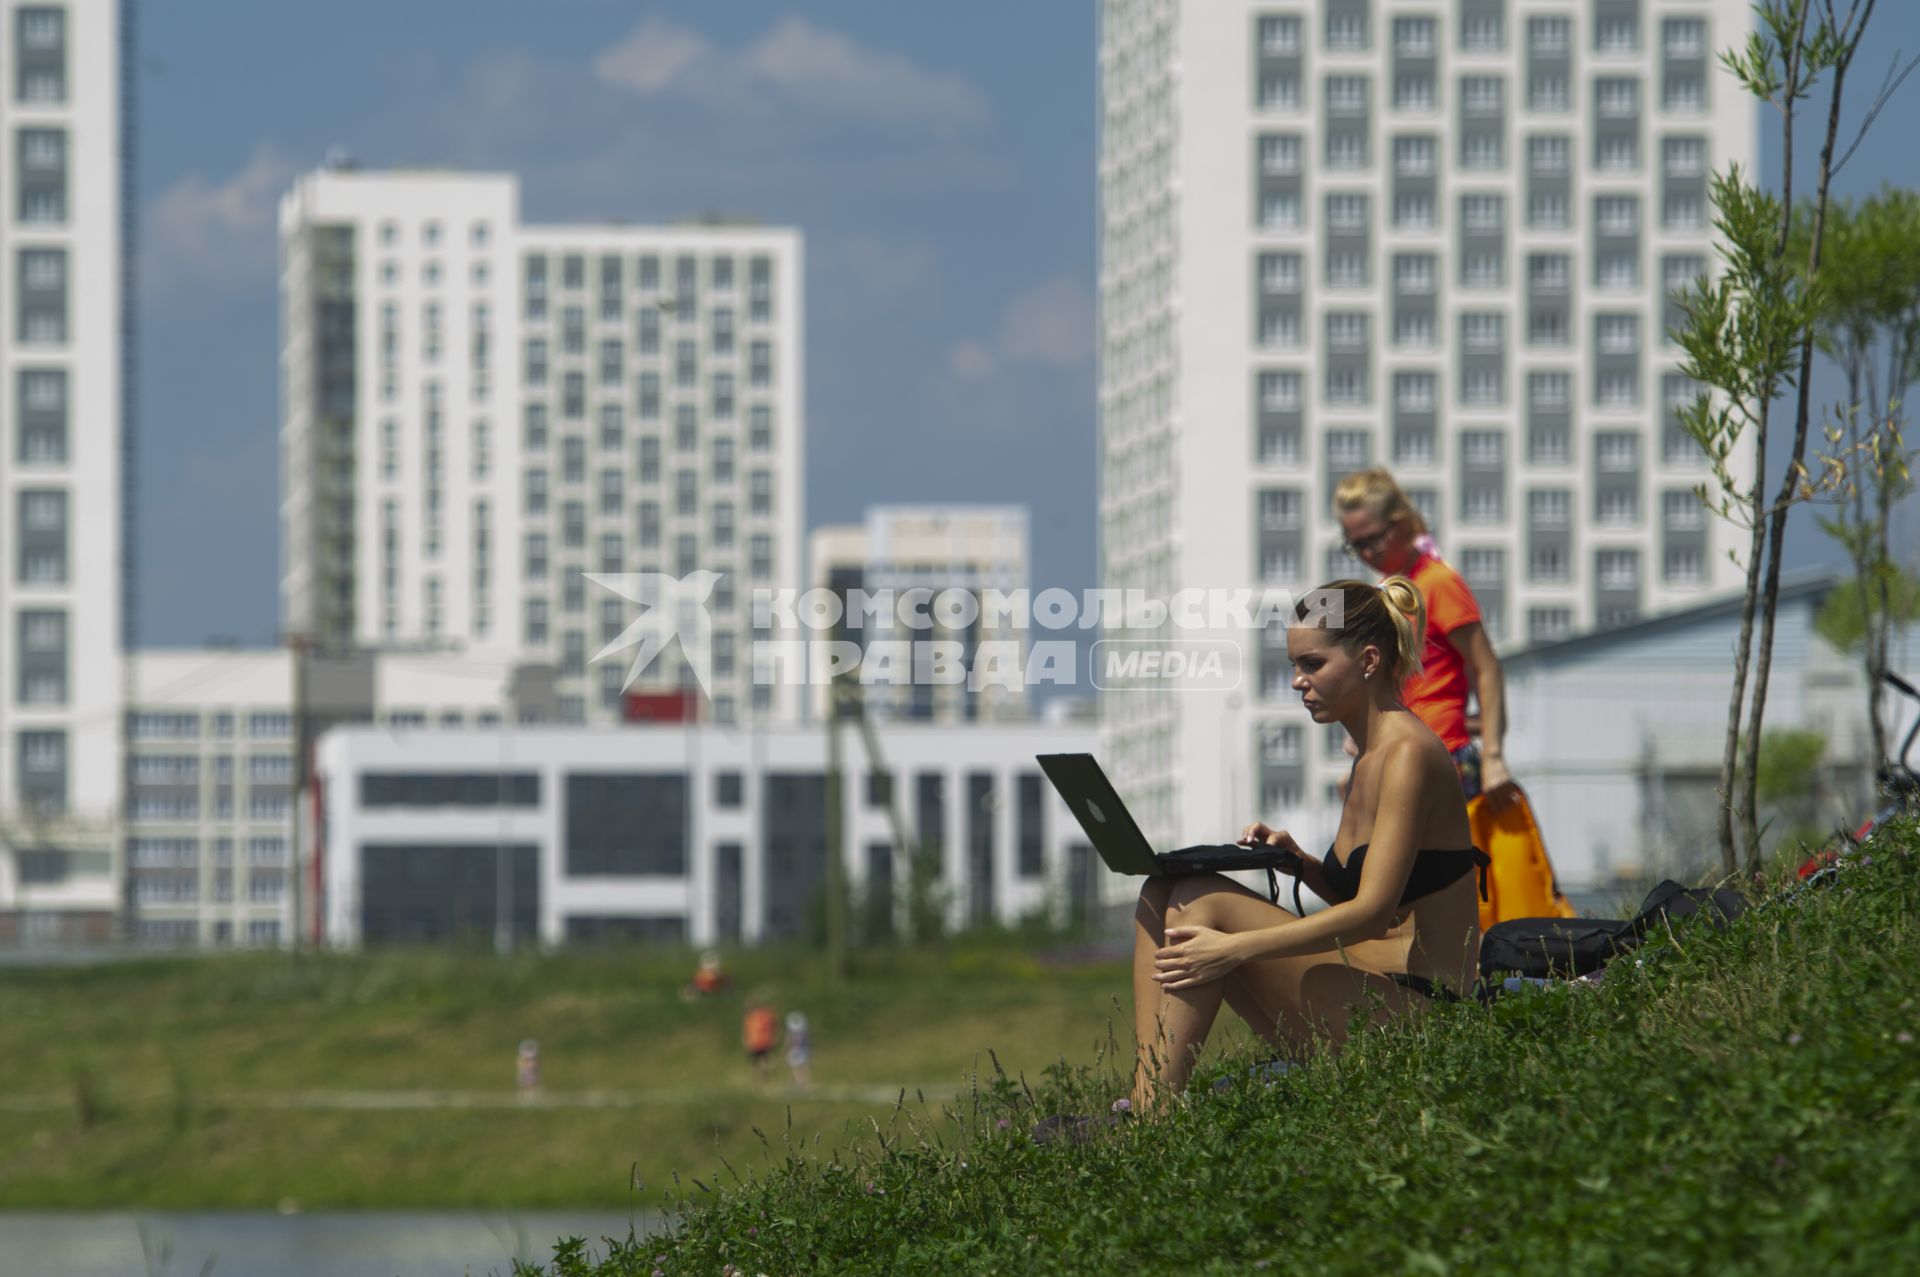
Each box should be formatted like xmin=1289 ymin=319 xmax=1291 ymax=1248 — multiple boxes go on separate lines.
xmin=0 ymin=938 xmax=1204 ymax=1209
xmin=528 ymin=821 xmax=1920 ymax=1276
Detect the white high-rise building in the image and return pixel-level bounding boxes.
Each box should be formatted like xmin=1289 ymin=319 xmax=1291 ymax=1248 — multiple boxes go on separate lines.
xmin=280 ymin=168 xmax=805 ymax=727
xmin=0 ymin=1 xmax=127 ymax=944
xmin=809 ymin=505 xmax=1031 ymax=723
xmin=1097 ymin=1 xmax=1754 ymax=856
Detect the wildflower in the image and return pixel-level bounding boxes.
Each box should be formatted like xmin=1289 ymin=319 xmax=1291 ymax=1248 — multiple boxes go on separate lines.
xmin=995 ymin=1118 xmax=1011 ymax=1131
xmin=746 ymin=1226 xmax=758 ymax=1238
xmin=1787 ymin=1032 xmax=1803 ymax=1047
xmin=1111 ymin=1097 xmax=1133 ymax=1114
xmin=864 ymin=1181 xmax=884 ymax=1196
xmin=1896 ymin=1031 xmax=1913 ymax=1045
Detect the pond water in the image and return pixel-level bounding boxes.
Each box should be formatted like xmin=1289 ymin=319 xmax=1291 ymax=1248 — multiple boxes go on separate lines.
xmin=0 ymin=1210 xmax=664 ymax=1277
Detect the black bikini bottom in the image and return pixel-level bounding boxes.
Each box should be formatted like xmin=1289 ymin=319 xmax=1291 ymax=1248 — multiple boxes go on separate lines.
xmin=1388 ymin=972 xmax=1469 ymax=1004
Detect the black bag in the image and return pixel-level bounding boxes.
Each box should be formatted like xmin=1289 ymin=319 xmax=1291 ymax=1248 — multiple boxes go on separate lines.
xmin=1479 ymin=879 xmax=1747 ymax=981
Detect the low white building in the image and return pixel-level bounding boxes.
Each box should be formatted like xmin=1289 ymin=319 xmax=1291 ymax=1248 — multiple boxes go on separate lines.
xmin=314 ymin=720 xmax=1102 ymax=949
xmin=1501 ymin=570 xmax=1916 ymax=900
xmin=122 ymin=647 xmax=521 ymax=947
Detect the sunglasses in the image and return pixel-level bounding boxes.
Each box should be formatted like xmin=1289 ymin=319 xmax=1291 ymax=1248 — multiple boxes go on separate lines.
xmin=1344 ymin=526 xmax=1395 ymax=554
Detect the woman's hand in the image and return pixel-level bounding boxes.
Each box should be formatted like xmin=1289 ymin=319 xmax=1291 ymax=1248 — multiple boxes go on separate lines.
xmin=1239 ymin=822 xmax=1313 ymax=875
xmin=1154 ymin=926 xmax=1245 ymax=990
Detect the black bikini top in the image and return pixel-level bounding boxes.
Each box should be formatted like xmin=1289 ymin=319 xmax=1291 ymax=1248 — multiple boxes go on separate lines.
xmin=1319 ymin=842 xmax=1491 ymax=907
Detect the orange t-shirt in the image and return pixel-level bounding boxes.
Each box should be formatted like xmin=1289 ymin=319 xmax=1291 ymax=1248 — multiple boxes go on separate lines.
xmin=1401 ymin=553 xmax=1481 ymax=751
xmin=743 ymin=1007 xmax=778 ymax=1053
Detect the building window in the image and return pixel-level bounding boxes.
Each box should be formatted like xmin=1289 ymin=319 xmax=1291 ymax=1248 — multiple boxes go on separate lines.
xmin=1393 ymin=16 xmax=1436 ymax=56
xmin=1461 ymin=195 xmax=1504 ymax=233
xmin=1258 ymin=73 xmax=1303 ymax=112
xmin=1259 ymin=15 xmax=1302 ymax=55
xmin=1596 ymin=77 xmax=1641 ymax=117
xmin=1394 ymin=136 xmax=1435 ymax=175
xmin=1326 ymin=11 xmax=1368 ymax=52
xmin=1597 ymin=432 xmax=1641 ymax=472
xmin=18 ymin=249 xmax=67 ymax=344
xmin=1597 ymin=314 xmax=1640 ymax=355
xmin=1597 ymin=373 xmax=1639 ymax=407
xmin=1529 ymin=608 xmax=1574 ymax=643
xmin=17 ymin=368 xmax=68 ymax=464
xmin=1328 ymin=193 xmax=1370 ymax=233
xmin=1598 ymin=549 xmax=1641 ymax=591
xmin=1259 ymin=134 xmax=1302 ymax=175
xmin=1597 ymin=16 xmax=1640 ymax=54
xmin=1461 ymin=13 xmax=1504 ymax=53
xmin=1260 ymin=193 xmax=1302 ymax=231
xmin=17 ymin=488 xmax=67 ymax=585
xmin=1394 ymin=74 xmax=1436 ymax=113
xmin=15 ymin=8 xmax=66 ymax=104
xmin=1461 ymin=76 xmax=1503 ymax=116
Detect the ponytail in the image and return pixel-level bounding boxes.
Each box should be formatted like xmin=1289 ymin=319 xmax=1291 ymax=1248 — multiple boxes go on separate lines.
xmin=1295 ymin=577 xmax=1429 ymax=686
xmin=1377 ymin=575 xmax=1427 ymax=681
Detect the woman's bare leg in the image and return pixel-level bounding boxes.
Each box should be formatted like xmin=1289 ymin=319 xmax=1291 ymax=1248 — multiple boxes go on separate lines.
xmin=1131 ymin=879 xmax=1175 ymax=1107
xmin=1133 ymin=874 xmax=1296 ymax=1107
xmin=1133 ymin=875 xmax=1420 ymax=1102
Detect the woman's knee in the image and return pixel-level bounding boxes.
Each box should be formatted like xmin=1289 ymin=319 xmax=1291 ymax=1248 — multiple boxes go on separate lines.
xmin=1137 ymin=877 xmax=1175 ymax=913
xmin=1163 ymin=873 xmax=1229 ymax=926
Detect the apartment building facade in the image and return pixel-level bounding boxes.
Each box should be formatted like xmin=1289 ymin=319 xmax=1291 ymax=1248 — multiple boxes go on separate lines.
xmin=0 ymin=1 xmax=128 ymax=944
xmin=279 ymin=168 xmax=805 ymax=730
xmin=1096 ymin=0 xmax=1756 ymax=859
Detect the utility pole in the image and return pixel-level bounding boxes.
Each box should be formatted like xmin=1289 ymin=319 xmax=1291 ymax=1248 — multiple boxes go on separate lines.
xmin=842 ymin=683 xmax=924 ymax=943
xmin=823 ymin=672 xmax=849 ymax=984
xmin=287 ymin=633 xmax=313 ymax=958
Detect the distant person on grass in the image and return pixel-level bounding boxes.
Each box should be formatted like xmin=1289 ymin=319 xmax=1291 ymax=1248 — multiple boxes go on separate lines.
xmin=743 ymin=1002 xmax=779 ymax=1090
xmin=1130 ymin=578 xmax=1485 ymax=1108
xmin=784 ymin=1010 xmax=813 ymax=1091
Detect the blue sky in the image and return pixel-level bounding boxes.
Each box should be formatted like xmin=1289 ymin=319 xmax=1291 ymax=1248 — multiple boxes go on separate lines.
xmin=133 ymin=2 xmax=1920 ymax=647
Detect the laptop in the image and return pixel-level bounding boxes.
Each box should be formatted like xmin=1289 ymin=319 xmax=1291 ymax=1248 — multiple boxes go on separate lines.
xmin=1036 ymin=753 xmax=1300 ymax=899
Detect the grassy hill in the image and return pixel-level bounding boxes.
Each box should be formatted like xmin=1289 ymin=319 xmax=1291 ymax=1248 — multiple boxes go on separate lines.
xmin=528 ymin=821 xmax=1920 ymax=1276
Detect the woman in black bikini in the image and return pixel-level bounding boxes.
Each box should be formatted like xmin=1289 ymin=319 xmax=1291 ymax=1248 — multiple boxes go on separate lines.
xmin=1130 ymin=577 xmax=1484 ymax=1108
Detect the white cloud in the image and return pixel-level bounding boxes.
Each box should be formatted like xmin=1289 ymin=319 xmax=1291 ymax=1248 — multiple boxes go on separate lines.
xmin=142 ymin=144 xmax=300 ymax=299
xmin=997 ymin=276 xmax=1096 ymax=368
xmin=593 ymin=14 xmax=989 ymax=134
xmin=948 ymin=276 xmax=1097 ymax=381
xmin=948 ymin=340 xmax=997 ymax=381
xmin=590 ymin=15 xmax=712 ymax=95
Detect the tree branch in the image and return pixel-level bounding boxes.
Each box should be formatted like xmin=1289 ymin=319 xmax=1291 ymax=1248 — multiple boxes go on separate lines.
xmin=1832 ymin=49 xmax=1920 ymax=177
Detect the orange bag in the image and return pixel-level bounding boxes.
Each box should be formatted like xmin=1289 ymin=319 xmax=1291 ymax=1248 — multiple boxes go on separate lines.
xmin=1469 ymin=783 xmax=1577 ymax=929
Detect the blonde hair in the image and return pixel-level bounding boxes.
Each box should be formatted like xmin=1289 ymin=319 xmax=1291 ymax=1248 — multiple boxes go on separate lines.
xmin=1296 ymin=577 xmax=1428 ymax=685
xmin=1332 ymin=467 xmax=1430 ymax=538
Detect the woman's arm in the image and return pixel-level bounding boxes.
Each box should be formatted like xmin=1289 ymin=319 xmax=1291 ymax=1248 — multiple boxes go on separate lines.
xmin=1450 ymin=620 xmax=1513 ymax=793
xmin=1237 ymin=822 xmax=1332 ymax=902
xmin=1227 ymin=744 xmax=1427 ymax=963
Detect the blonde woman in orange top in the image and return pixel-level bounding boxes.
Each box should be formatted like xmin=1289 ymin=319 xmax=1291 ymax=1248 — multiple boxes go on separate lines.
xmin=1331 ymin=467 xmax=1513 ymax=800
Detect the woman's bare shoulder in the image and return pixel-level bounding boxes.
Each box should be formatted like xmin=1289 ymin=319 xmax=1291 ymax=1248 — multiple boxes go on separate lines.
xmin=1379 ymin=712 xmax=1451 ymax=764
